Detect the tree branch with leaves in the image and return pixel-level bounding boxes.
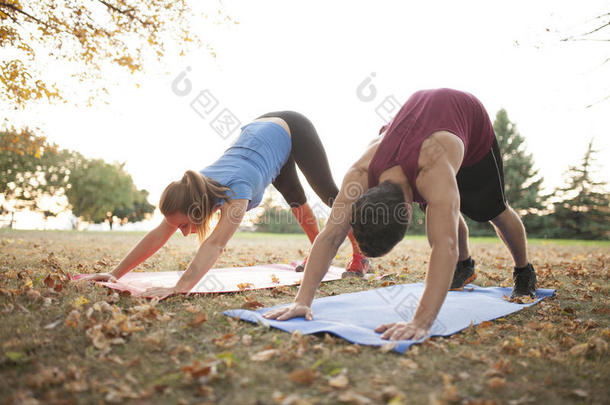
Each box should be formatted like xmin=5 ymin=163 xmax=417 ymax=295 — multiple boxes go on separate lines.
xmin=0 ymin=0 xmax=235 ymax=108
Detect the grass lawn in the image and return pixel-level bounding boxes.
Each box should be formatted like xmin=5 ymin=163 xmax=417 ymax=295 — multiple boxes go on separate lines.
xmin=0 ymin=229 xmax=608 ymax=404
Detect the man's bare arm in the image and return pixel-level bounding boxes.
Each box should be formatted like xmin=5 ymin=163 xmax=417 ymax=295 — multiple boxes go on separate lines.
xmin=377 ymin=133 xmax=463 ymax=340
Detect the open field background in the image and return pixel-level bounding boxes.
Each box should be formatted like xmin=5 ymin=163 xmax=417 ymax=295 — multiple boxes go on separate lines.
xmin=1 ymin=230 xmax=608 ymax=404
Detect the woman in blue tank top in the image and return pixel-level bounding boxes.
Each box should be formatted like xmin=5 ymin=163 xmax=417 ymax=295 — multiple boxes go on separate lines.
xmin=79 ymin=111 xmax=369 ymax=297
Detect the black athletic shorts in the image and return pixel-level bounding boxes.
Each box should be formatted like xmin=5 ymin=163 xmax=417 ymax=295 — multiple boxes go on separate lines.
xmin=420 ymin=136 xmax=507 ymax=222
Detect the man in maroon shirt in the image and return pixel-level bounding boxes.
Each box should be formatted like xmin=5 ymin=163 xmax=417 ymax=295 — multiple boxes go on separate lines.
xmin=265 ymin=88 xmax=537 ymax=341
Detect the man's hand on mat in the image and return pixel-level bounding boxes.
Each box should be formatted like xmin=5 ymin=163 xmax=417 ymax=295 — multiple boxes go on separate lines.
xmin=375 ymin=321 xmax=430 ymax=341
xmin=138 ymin=286 xmax=177 ymax=299
xmin=76 ymin=273 xmax=118 ymax=283
xmin=262 ymin=302 xmax=313 ymax=321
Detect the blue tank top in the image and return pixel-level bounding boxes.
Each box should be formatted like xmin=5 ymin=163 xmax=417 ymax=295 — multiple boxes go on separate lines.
xmin=199 ymin=122 xmax=291 ymax=211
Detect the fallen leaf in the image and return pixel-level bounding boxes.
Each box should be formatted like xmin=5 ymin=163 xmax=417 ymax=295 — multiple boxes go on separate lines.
xmin=399 ymin=359 xmax=418 ymax=370
xmin=337 ymin=390 xmax=372 ymax=404
xmin=441 ymin=373 xmax=459 ymax=402
xmin=381 ymin=386 xmax=405 ymax=404
xmin=571 ymin=389 xmax=588 ymax=398
xmin=43 ymin=274 xmax=55 ymax=288
xmin=487 ymin=377 xmax=506 ymax=389
xmin=213 ymin=333 xmax=239 ymax=348
xmin=569 ymin=343 xmax=589 ymax=356
xmin=65 ymin=309 xmax=80 ymax=328
xmin=26 ymin=366 xmax=66 ymax=388
xmin=328 ymin=369 xmax=349 ymax=389
xmin=5 ymin=351 xmax=27 ymax=362
xmin=188 ymin=313 xmax=208 ymax=327
xmin=250 ymin=349 xmax=280 ymax=362
xmin=43 ymin=317 xmax=63 ymax=330
xmin=181 ymin=359 xmax=218 ymax=379
xmin=242 ymin=300 xmax=264 ymax=310
xmin=71 ymin=296 xmax=89 ymax=308
xmin=288 ymin=368 xmax=316 ymax=385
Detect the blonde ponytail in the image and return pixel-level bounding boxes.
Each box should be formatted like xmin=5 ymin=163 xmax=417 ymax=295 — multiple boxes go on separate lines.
xmin=159 ymin=170 xmax=232 ymax=242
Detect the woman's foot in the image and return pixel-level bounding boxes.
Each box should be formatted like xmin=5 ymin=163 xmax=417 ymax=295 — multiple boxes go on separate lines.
xmin=342 ymin=253 xmax=370 ymax=278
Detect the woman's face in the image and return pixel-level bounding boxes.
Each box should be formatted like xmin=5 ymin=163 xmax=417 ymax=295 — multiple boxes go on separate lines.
xmin=165 ymin=212 xmax=198 ymax=236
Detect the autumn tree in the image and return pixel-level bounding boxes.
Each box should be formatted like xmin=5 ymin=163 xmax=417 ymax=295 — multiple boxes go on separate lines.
xmin=0 ymin=0 xmax=234 ymax=108
xmin=0 ymin=127 xmax=70 ymax=226
xmin=65 ymin=158 xmax=154 ymax=229
xmin=550 ymin=140 xmax=610 ymax=240
xmin=112 ymin=188 xmax=155 ymax=225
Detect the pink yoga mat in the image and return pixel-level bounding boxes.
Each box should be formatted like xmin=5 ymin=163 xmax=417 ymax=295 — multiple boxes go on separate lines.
xmin=72 ymin=263 xmax=345 ymax=297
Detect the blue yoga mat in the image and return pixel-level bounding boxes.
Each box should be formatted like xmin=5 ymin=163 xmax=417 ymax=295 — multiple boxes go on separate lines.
xmin=224 ymin=283 xmax=555 ymax=353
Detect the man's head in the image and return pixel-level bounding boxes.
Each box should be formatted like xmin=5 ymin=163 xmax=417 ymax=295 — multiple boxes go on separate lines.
xmin=350 ymin=181 xmax=411 ymax=257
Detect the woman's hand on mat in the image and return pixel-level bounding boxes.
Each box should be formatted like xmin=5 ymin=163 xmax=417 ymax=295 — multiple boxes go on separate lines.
xmin=375 ymin=321 xmax=430 ymax=341
xmin=76 ymin=273 xmax=118 ymax=283
xmin=138 ymin=286 xmax=177 ymax=299
xmin=262 ymin=302 xmax=313 ymax=321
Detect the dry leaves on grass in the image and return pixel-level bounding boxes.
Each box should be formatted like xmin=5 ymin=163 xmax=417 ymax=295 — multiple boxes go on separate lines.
xmin=212 ymin=333 xmax=239 ymax=348
xmin=80 ymin=299 xmax=170 ymax=352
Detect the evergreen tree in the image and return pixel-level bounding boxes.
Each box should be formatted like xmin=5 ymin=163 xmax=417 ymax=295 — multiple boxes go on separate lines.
xmin=550 ymin=140 xmax=610 ymax=240
xmin=465 ymin=109 xmax=547 ymax=236
xmin=493 ymin=109 xmax=546 ymax=214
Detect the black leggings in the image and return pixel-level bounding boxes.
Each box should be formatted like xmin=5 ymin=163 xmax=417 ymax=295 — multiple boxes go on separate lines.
xmin=256 ymin=111 xmax=339 ymax=208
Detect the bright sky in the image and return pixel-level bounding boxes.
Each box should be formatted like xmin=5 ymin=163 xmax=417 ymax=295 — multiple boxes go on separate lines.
xmin=4 ymin=0 xmax=609 ymax=229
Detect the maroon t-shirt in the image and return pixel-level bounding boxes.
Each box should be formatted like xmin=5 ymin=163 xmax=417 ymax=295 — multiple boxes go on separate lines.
xmin=368 ymin=88 xmax=495 ymax=203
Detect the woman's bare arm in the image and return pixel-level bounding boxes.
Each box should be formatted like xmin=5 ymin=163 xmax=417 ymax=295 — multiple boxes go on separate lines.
xmin=110 ymin=219 xmax=178 ymax=279
xmin=172 ymin=199 xmax=247 ymax=292
xmin=76 ymin=220 xmax=177 ymax=283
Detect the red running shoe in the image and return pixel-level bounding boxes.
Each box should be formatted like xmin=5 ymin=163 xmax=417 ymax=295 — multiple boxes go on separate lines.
xmin=342 ymin=252 xmax=370 ymax=278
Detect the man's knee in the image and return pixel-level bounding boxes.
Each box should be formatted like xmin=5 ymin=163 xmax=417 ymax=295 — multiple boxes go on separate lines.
xmin=490 ymin=205 xmax=524 ymax=228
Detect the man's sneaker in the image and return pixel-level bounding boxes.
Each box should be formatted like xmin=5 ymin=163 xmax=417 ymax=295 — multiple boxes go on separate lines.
xmin=449 ymin=257 xmax=476 ymax=291
xmin=342 ymin=253 xmax=370 ymax=278
xmin=295 ymin=256 xmax=308 ymax=272
xmin=510 ymin=263 xmax=537 ymax=299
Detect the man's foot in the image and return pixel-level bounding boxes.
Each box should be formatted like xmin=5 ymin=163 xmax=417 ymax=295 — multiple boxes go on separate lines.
xmin=342 ymin=253 xmax=370 ymax=278
xmin=449 ymin=257 xmax=476 ymax=291
xmin=295 ymin=256 xmax=308 ymax=272
xmin=510 ymin=263 xmax=537 ymax=299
